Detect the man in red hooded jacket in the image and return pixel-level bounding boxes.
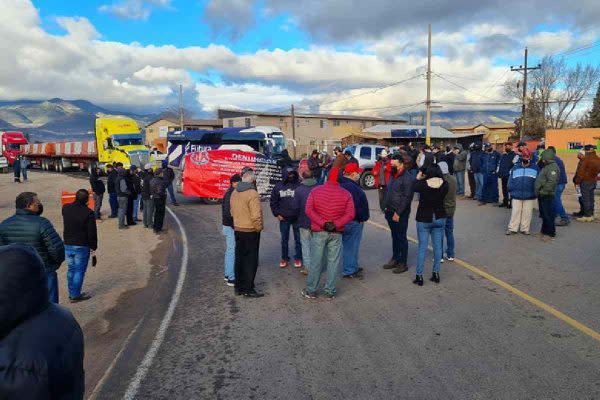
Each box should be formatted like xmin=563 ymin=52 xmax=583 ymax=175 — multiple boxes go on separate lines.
xmin=302 ymin=155 xmax=355 ymax=300
xmin=372 ymin=149 xmax=391 ymax=212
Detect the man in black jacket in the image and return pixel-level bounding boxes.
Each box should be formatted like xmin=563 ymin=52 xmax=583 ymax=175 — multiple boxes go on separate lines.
xmin=90 ymin=167 xmax=105 ymax=220
xmin=0 ymin=244 xmax=84 ymax=399
xmin=106 ymin=164 xmax=119 ymax=218
xmin=62 ymin=189 xmax=98 ymax=303
xmin=161 ymin=160 xmax=179 ymax=206
xmin=0 ymin=192 xmax=64 ymax=303
xmin=130 ymin=166 xmax=142 ymax=222
xmin=116 ymin=166 xmax=131 ymax=229
xmin=141 ymin=168 xmax=155 ymax=228
xmin=383 ymin=154 xmax=417 ymax=274
xmin=151 ymin=169 xmax=168 ymax=233
xmin=222 ymin=174 xmax=242 ymax=286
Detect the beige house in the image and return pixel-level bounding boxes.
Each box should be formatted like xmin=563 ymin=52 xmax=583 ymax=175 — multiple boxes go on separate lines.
xmin=450 ymin=123 xmax=516 ymax=144
xmin=145 ymin=118 xmax=222 ymax=151
xmin=218 ymin=109 xmax=407 ymax=156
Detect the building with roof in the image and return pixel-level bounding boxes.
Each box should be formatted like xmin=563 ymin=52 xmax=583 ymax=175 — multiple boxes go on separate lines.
xmin=218 ymin=109 xmax=407 ymax=156
xmin=450 ymin=123 xmax=515 ymax=144
xmin=145 ymin=118 xmax=223 ymax=151
xmin=352 ymin=124 xmax=483 ymax=148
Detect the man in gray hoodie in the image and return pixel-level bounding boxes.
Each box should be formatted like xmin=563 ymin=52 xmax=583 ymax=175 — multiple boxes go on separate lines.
xmin=452 ymin=145 xmax=467 ymax=196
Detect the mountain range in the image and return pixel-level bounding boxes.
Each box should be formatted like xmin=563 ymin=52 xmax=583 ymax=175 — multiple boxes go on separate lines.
xmin=0 ymin=98 xmax=520 ymax=142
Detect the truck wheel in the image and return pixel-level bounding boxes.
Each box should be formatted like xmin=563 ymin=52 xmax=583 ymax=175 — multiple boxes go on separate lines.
xmin=360 ymin=171 xmax=375 ymax=189
xmin=202 ymin=198 xmax=222 ymax=205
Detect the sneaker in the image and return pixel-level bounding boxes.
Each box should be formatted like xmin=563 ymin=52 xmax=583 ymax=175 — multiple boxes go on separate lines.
xmin=294 ymin=259 xmax=302 ymax=268
xmin=69 ymin=293 xmax=92 ymax=303
xmin=300 ymin=268 xmax=309 ymax=276
xmin=224 ymin=276 xmax=229 ymax=281
xmin=446 ymin=256 xmax=455 ymax=261
xmin=440 ymin=258 xmax=445 ymax=263
xmin=323 ymin=292 xmax=336 ymax=300
xmin=301 ymin=289 xmax=317 ymax=299
xmin=577 ymin=216 xmax=594 ymax=222
xmin=226 ymin=279 xmax=235 ymax=287
xmin=506 ymin=230 xmax=517 ymax=235
xmin=279 ymin=259 xmax=288 ymax=268
xmin=521 ymin=231 xmax=531 ymax=235
xmin=343 ymin=273 xmax=360 ymax=278
xmin=243 ymin=290 xmax=264 ymax=298
xmin=556 ymin=219 xmax=570 ymax=227
xmin=382 ymin=258 xmax=397 ymax=269
xmin=392 ymin=264 xmax=408 ymax=274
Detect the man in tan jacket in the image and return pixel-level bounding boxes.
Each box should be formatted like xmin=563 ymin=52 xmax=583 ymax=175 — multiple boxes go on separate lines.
xmin=230 ymin=168 xmax=264 ymax=297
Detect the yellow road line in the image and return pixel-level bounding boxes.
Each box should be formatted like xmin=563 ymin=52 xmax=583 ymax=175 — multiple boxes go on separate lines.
xmin=366 ymin=220 xmax=600 ymax=343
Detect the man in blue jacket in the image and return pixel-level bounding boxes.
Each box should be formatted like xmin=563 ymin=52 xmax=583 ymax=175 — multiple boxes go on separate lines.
xmin=294 ymin=170 xmax=318 ymax=276
xmin=470 ymin=144 xmax=483 ymax=200
xmin=498 ymin=143 xmax=517 ymax=208
xmin=0 ymin=192 xmax=65 ymax=303
xmin=270 ymin=166 xmax=302 ymax=268
xmin=546 ymin=147 xmax=570 ymax=226
xmin=507 ymin=150 xmax=537 ymax=235
xmin=479 ymin=144 xmax=501 ymax=205
xmin=340 ymin=163 xmax=370 ymax=278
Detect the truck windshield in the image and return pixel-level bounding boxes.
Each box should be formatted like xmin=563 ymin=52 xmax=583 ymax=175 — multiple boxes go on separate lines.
xmin=271 ymin=135 xmax=286 ymax=155
xmin=7 ymin=143 xmax=21 ymax=150
xmin=113 ymin=137 xmax=143 ymax=146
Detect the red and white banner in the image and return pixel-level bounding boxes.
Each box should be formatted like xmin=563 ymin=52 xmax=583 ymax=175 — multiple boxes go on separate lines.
xmin=182 ymin=149 xmax=283 ymax=199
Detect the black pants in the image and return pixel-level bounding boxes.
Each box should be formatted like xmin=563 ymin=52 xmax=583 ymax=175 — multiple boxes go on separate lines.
xmin=501 ymin=176 xmax=510 ymax=206
xmin=467 ymin=171 xmax=476 ymax=198
xmin=127 ymin=195 xmax=135 ymax=225
xmin=378 ymin=186 xmax=386 ymax=212
xmin=539 ymin=195 xmax=555 ymax=237
xmin=153 ymin=197 xmax=166 ymax=231
xmin=234 ymin=231 xmax=261 ymax=293
xmin=580 ymin=181 xmax=596 ymax=217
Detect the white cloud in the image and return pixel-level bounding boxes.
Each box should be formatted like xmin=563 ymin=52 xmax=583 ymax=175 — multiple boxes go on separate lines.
xmin=98 ymin=0 xmax=172 ymax=20
xmin=133 ymin=66 xmax=192 ymax=84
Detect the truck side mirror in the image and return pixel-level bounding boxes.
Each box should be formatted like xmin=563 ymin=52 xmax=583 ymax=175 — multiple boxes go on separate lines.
xmin=103 ymin=141 xmax=108 ymax=150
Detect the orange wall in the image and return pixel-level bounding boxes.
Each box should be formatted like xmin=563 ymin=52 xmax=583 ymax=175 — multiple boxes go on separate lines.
xmin=546 ymin=128 xmax=600 ymax=150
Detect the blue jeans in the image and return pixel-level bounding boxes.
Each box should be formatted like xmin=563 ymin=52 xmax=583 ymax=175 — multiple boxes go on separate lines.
xmin=167 ymin=182 xmax=178 ymax=205
xmin=444 ymin=217 xmax=454 ymax=258
xmin=109 ymin=192 xmax=119 ymax=217
xmin=454 ymin=171 xmax=465 ymax=195
xmin=299 ymin=228 xmax=312 ymax=272
xmin=65 ymin=245 xmax=91 ymax=298
xmin=279 ymin=220 xmax=302 ymax=261
xmin=342 ymin=221 xmax=363 ymax=276
xmin=553 ymin=184 xmax=569 ymax=221
xmin=306 ymin=231 xmax=342 ymax=295
xmin=385 ymin=208 xmax=410 ymax=266
xmin=222 ymin=226 xmax=235 ymax=280
xmin=132 ymin=194 xmax=141 ymax=221
xmin=416 ymin=218 xmax=445 ymax=276
xmin=474 ymin=173 xmax=484 ymax=200
xmin=47 ymin=271 xmax=59 ymax=303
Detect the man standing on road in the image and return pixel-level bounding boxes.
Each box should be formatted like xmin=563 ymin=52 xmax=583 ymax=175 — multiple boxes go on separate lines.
xmin=470 ymin=144 xmax=483 ymax=201
xmin=372 ymin=149 xmax=391 ymax=212
xmin=90 ymin=167 xmax=105 ymax=220
xmin=0 ymin=192 xmax=64 ymax=302
xmin=13 ymin=155 xmax=21 ymax=183
xmin=498 ymin=143 xmax=517 ymax=208
xmin=141 ymin=166 xmax=155 ymax=229
xmin=453 ymin=144 xmax=467 ymax=196
xmin=574 ymin=144 xmax=600 ymax=222
xmin=340 ymin=163 xmax=370 ymax=279
xmin=307 ymin=150 xmax=322 ymax=185
xmin=270 ymin=167 xmax=302 ymax=268
xmin=535 ymin=150 xmax=559 ymax=240
xmin=572 ymin=150 xmax=586 ymax=218
xmin=545 ymin=147 xmax=570 ymax=226
xmin=230 ymin=169 xmax=264 ymax=298
xmin=438 ymin=162 xmax=457 ymax=262
xmin=294 ymin=170 xmax=318 ymax=276
xmin=131 ymin=166 xmax=142 ymax=222
xmin=162 ymin=160 xmax=179 ymax=206
xmin=150 ymin=168 xmax=168 ymax=234
xmin=20 ymin=156 xmax=29 ymax=182
xmin=107 ymin=163 xmax=119 ymax=218
xmin=222 ymin=174 xmax=241 ymax=287
xmin=62 ymin=189 xmax=97 ymax=303
xmin=382 ymin=154 xmax=416 ymax=274
xmin=302 ymin=156 xmax=355 ymax=300
xmin=0 ymin=244 xmax=84 ymax=399
xmin=479 ymin=144 xmax=500 ymax=205
xmin=507 ymin=150 xmax=537 ymax=235
xmin=116 ymin=165 xmax=131 ymax=229
xmin=125 ymin=167 xmax=136 ymax=226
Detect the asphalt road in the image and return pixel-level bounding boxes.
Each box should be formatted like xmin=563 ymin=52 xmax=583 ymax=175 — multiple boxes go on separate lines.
xmin=102 ymin=190 xmax=600 ymax=400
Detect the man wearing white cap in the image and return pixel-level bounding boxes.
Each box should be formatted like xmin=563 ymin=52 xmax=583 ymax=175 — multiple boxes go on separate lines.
xmin=372 ymin=149 xmax=392 ymax=212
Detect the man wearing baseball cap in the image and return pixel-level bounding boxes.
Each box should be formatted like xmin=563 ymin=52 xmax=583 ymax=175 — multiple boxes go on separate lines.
xmin=339 ymin=163 xmax=370 ymax=278
xmin=506 ymin=149 xmax=538 ymax=235
xmin=574 ymin=144 xmax=600 ymax=222
xmin=372 ymin=149 xmax=392 ymax=211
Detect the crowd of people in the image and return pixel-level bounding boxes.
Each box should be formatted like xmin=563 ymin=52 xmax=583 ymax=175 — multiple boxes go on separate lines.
xmin=221 ymin=141 xmax=600 ymax=299
xmin=11 ymin=154 xmax=30 ymax=183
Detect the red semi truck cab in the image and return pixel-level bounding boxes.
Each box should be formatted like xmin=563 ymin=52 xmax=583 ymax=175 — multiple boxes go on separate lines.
xmin=0 ymin=131 xmax=28 ymax=166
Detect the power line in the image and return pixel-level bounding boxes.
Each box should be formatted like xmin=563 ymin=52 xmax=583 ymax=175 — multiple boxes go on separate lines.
xmin=433 ymin=72 xmax=503 ymax=101
xmin=317 ymin=101 xmax=425 ymax=113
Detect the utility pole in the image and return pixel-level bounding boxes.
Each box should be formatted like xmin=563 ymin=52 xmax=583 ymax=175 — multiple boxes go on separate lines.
xmin=425 ymin=24 xmax=432 ymax=146
xmin=179 ymin=84 xmax=184 ymax=131
xmin=290 ymin=104 xmax=297 ymax=159
xmin=511 ymin=48 xmax=541 ymax=140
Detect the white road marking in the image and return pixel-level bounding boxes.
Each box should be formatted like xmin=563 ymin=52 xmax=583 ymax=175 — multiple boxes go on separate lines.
xmin=122 ymin=207 xmax=189 ymax=400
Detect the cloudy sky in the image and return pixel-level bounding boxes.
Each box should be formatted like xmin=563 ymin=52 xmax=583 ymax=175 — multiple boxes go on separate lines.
xmin=2 ymin=0 xmax=599 ymax=117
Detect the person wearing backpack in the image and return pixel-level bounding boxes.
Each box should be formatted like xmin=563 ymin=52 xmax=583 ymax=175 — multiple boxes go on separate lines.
xmin=150 ymin=169 xmax=168 ymax=233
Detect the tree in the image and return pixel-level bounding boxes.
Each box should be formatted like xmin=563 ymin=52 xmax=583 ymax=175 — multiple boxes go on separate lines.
xmin=589 ymin=82 xmax=600 ymax=128
xmin=513 ymin=96 xmax=546 ymax=138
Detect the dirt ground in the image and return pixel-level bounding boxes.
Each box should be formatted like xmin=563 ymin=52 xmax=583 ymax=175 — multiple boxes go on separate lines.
xmin=0 ymin=170 xmax=161 ymax=330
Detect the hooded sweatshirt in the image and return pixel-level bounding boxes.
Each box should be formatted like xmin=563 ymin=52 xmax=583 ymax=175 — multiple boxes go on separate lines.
xmin=574 ymin=150 xmax=600 ymax=184
xmin=535 ymin=150 xmax=560 ymax=197
xmin=413 ymin=177 xmax=448 ymax=223
xmin=0 ymin=244 xmax=84 ymax=399
xmin=305 ymin=166 xmax=355 ymax=232
xmin=231 ymin=182 xmax=263 ymax=232
xmin=294 ymin=178 xmax=318 ymax=229
xmin=270 ymin=167 xmax=301 ymax=221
